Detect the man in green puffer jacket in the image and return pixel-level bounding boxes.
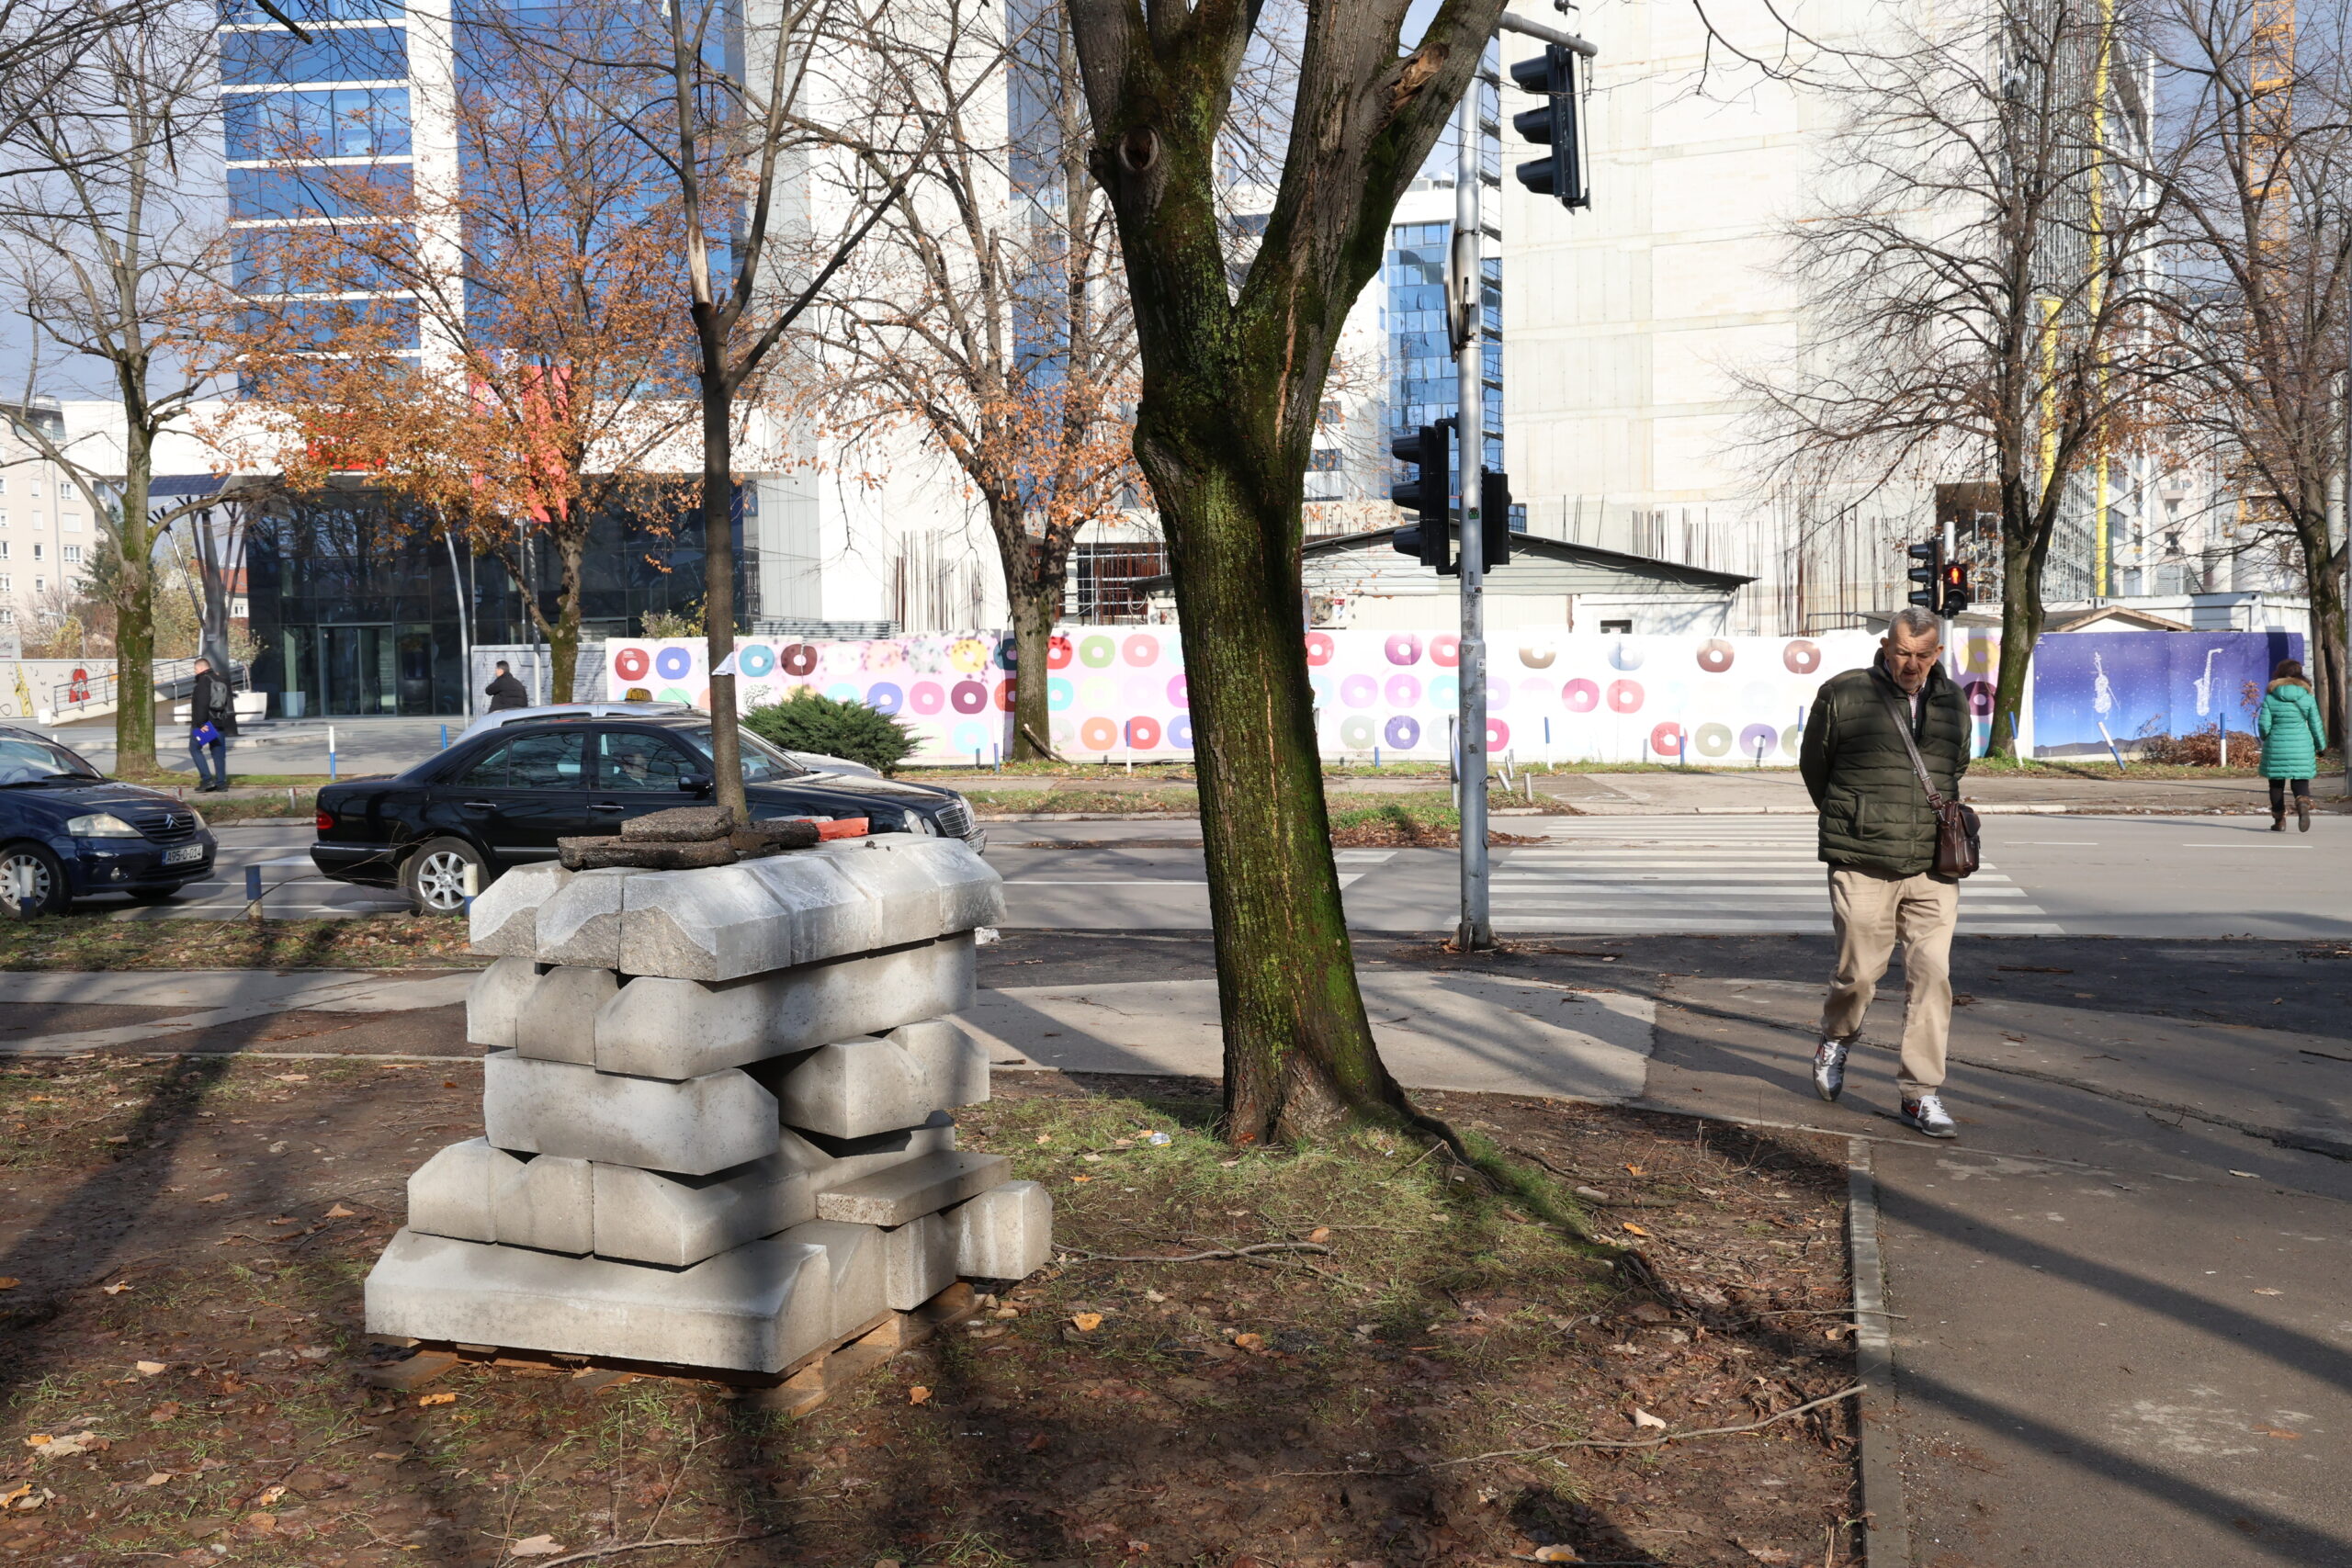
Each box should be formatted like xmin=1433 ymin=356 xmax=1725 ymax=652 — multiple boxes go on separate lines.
xmin=1798 ymin=607 xmax=1971 ymax=1138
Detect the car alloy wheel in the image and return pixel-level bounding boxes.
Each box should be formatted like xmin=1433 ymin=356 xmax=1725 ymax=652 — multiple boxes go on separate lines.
xmin=0 ymin=847 xmax=61 ymax=919
xmin=407 ymin=844 xmax=479 ymax=915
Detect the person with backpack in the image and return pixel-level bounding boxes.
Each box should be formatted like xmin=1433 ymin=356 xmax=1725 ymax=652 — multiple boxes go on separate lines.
xmin=2258 ymin=658 xmax=2326 ymax=833
xmin=189 ymin=657 xmax=238 ymax=793
xmin=1798 ymin=606 xmax=1973 ymax=1139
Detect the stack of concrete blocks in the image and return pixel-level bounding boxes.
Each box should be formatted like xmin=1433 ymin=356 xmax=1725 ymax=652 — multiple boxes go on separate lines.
xmin=364 ymin=836 xmax=1053 ymax=1378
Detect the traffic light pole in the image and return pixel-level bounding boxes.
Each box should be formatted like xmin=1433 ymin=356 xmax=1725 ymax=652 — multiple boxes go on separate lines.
xmin=1453 ymin=77 xmax=1493 ymax=953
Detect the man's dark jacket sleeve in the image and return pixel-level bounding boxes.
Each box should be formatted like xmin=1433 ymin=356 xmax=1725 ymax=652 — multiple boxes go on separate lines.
xmin=1799 ymin=683 xmax=1835 ymax=806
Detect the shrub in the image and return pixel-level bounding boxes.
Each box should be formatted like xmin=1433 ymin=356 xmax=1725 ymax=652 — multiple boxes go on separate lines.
xmin=744 ymin=687 xmax=919 ymax=774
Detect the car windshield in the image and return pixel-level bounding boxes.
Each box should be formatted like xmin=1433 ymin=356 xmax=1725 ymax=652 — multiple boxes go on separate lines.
xmin=0 ymin=735 xmax=102 ymax=785
xmin=678 ymin=727 xmax=806 ymax=784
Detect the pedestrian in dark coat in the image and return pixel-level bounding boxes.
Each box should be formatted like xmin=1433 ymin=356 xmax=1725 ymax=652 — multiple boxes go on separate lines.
xmin=484 ymin=661 xmax=530 ymax=712
xmin=189 ymin=657 xmax=237 ymax=793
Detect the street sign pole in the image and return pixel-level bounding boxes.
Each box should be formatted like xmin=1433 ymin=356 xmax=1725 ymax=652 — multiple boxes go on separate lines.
xmin=1453 ymin=76 xmax=1493 ymax=952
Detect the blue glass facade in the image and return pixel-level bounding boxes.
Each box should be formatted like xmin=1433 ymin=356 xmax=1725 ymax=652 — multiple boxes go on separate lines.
xmin=1385 ymin=66 xmax=1504 ymax=502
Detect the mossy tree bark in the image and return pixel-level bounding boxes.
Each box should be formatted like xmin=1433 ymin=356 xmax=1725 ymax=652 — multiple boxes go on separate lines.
xmin=1065 ymin=0 xmax=1506 ymax=1144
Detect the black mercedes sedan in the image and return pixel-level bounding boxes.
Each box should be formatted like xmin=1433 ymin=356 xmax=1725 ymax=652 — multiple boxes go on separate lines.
xmin=0 ymin=726 xmax=217 ymax=918
xmin=311 ymin=714 xmax=985 ymax=913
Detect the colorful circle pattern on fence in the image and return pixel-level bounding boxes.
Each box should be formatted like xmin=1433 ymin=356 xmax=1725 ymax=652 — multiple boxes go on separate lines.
xmin=604 ymin=630 xmax=1899 ymax=764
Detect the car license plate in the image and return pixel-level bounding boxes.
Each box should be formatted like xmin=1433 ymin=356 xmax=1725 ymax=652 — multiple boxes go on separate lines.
xmin=163 ymin=843 xmax=204 ymax=865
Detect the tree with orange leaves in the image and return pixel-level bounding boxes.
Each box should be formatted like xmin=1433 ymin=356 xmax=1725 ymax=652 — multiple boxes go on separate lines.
xmin=788 ymin=0 xmax=1141 ymax=761
xmin=213 ymin=19 xmax=697 ymax=704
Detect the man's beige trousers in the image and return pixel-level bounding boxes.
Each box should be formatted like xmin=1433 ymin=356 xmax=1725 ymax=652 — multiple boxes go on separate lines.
xmin=1822 ymin=865 xmax=1958 ymax=1098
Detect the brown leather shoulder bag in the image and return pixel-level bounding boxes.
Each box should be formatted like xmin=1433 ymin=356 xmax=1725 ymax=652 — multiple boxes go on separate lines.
xmin=1877 ymin=685 xmax=1980 ymax=879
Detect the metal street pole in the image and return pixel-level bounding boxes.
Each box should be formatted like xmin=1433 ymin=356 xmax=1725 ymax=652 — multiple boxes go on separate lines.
xmin=1453 ymin=73 xmax=1492 ymax=952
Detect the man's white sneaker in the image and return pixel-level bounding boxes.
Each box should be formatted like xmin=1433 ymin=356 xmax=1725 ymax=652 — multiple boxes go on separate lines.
xmin=1900 ymin=1093 xmax=1958 ymax=1139
xmin=1812 ymin=1039 xmax=1850 ymax=1102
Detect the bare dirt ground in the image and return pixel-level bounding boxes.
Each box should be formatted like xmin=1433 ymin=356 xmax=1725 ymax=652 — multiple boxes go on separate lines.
xmin=0 ymin=1053 xmax=1860 ymax=1568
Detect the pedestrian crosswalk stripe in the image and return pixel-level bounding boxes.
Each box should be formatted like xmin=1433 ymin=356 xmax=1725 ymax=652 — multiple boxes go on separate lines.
xmin=1488 ymin=823 xmax=2062 ymax=933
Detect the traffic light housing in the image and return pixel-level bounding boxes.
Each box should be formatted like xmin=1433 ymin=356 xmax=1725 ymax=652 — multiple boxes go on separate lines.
xmin=1509 ymin=44 xmax=1589 ymax=209
xmin=1391 ymin=419 xmax=1455 ymax=574
xmin=1939 ymin=559 xmax=1970 ymax=617
xmin=1905 ymin=540 xmax=1943 ymax=613
xmin=1480 ymin=467 xmax=1513 ymax=570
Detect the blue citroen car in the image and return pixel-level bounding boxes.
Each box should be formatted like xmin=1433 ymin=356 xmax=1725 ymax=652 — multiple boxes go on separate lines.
xmin=0 ymin=726 xmax=217 ymax=918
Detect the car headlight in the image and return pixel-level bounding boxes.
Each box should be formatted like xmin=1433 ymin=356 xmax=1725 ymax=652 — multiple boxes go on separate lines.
xmin=188 ymin=807 xmax=207 ymax=830
xmin=67 ymin=813 xmax=142 ymax=838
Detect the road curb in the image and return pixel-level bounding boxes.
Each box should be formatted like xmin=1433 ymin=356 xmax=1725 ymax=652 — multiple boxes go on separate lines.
xmin=1846 ymin=1136 xmax=1912 ymax=1566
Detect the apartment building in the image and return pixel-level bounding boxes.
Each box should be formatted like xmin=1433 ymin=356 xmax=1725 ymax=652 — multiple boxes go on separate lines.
xmin=0 ymin=403 xmax=95 ymax=630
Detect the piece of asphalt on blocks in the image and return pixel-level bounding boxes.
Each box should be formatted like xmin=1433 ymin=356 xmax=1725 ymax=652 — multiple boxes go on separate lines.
xmin=591 ymin=934 xmax=976 ymax=1079
xmin=466 ymin=863 xmax=572 ymax=957
xmin=781 ymin=1219 xmax=888 ymax=1341
xmin=405 ymin=1137 xmax=525 ymax=1244
xmin=514 ymin=966 xmax=618 ymax=1066
xmin=590 ymin=1155 xmax=815 ymax=1269
xmin=814 ymin=1150 xmax=1012 ymax=1227
xmin=366 ymin=1229 xmax=832 ymax=1373
xmin=492 ymin=1153 xmax=594 ymax=1256
xmin=465 ymin=957 xmax=545 ymax=1052
xmin=778 ymin=1111 xmax=956 ymax=1194
xmin=481 ymin=1051 xmax=778 ymax=1176
xmin=951 ymin=1179 xmax=1054 ymax=1281
xmin=880 ymin=1212 xmax=956 ymax=1312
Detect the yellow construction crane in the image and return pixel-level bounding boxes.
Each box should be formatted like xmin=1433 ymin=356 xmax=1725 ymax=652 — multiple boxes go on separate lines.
xmin=2250 ymin=0 xmax=2294 ymax=250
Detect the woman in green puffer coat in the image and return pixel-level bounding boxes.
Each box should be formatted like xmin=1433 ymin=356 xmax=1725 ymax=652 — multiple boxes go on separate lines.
xmin=2257 ymin=660 xmax=2326 ymax=832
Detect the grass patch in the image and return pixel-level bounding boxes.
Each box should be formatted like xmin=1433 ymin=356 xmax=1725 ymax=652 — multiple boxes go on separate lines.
xmin=1965 ymin=754 xmax=2294 ymax=780
xmin=964 ymin=786 xmax=1200 ymax=816
xmin=0 ymin=913 xmax=481 ymax=971
xmin=1328 ymin=793 xmax=1554 ymax=846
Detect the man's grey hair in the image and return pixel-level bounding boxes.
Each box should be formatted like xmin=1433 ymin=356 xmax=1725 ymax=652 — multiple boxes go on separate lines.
xmin=1887 ymin=606 xmax=1941 ymax=642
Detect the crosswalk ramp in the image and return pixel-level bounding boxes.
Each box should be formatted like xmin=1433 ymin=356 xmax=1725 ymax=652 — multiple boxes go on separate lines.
xmin=1492 ymin=818 xmax=2062 ymax=935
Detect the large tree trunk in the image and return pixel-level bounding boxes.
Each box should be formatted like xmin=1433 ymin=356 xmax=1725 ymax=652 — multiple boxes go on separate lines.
xmin=1985 ymin=483 xmax=2050 ymax=761
xmin=549 ymin=526 xmax=585 ymax=705
xmin=999 ymin=495 xmax=1065 ymax=763
xmin=2292 ymin=484 xmax=2346 ymax=749
xmin=1148 ymin=403 xmax=1404 ymax=1145
xmin=696 ymin=369 xmax=744 ymax=818
xmin=115 ymin=421 xmax=158 ymax=779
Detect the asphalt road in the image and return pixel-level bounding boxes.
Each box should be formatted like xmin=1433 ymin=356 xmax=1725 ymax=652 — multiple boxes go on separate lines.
xmin=89 ymin=813 xmax=2352 ymax=937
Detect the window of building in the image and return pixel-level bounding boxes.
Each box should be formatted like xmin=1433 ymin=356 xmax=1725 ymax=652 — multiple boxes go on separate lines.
xmin=226 ymin=85 xmax=412 ymax=161
xmin=1063 ymin=541 xmax=1168 ymax=625
xmin=31 ymin=577 xmax=41 ymax=592
xmin=229 ymin=162 xmax=413 ymax=221
xmin=0 ymin=576 xmax=9 ymax=592
xmin=61 ymin=545 xmax=79 ymax=563
xmin=1599 ymin=619 xmax=1633 ymax=634
xmin=220 ymin=26 xmax=407 ymax=90
xmin=1306 ymin=448 xmax=1342 ymax=472
xmin=0 ymin=541 xmax=8 ymax=559
xmin=29 ymin=544 xmax=40 ymax=561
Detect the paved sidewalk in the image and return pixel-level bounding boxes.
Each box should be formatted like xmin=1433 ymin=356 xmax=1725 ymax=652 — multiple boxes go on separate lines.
xmin=0 ymin=969 xmax=474 ymax=1055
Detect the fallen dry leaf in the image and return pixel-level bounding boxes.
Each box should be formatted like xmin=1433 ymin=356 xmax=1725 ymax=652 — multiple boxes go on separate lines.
xmin=1624 ymin=1165 xmax=1645 ymax=1176
xmin=1622 ymin=1222 xmax=1650 ymax=1237
xmin=147 ymin=1403 xmax=181 ymax=1423
xmin=1307 ymin=1226 xmax=1331 ymax=1244
xmin=253 ymin=1484 xmax=287 ymax=1507
xmin=324 ymin=1203 xmax=356 ymax=1218
xmin=143 ymin=1472 xmax=172 ymax=1487
xmin=270 ymin=1073 xmax=310 ymax=1083
xmin=30 ymin=1431 xmax=103 ymax=1460
xmin=198 ymin=1194 xmax=228 ymax=1203
xmin=1231 ymin=1332 xmax=1265 ymax=1351
xmin=1530 ymin=1548 xmax=1582 ymax=1563
xmin=908 ymin=1385 xmax=932 ymax=1404
xmin=0 ymin=1484 xmax=51 ymax=1513
xmin=1631 ymin=1408 xmax=1668 ymax=1430
xmin=2257 ymin=1427 xmax=2301 ymax=1440
xmin=508 ymin=1536 xmax=563 ymax=1558
xmin=1069 ymin=1313 xmax=1102 ymax=1332
xmin=417 ymin=1392 xmax=457 ymax=1407
xmin=102 ymin=1281 xmax=131 ymax=1294
xmin=133 ymin=1361 xmax=166 ymax=1376
xmin=0 ymin=1279 xmax=17 ymax=1290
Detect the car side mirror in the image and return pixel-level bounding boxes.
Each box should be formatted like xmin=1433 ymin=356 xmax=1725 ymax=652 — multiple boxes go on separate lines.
xmin=679 ymin=772 xmax=712 ymax=795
